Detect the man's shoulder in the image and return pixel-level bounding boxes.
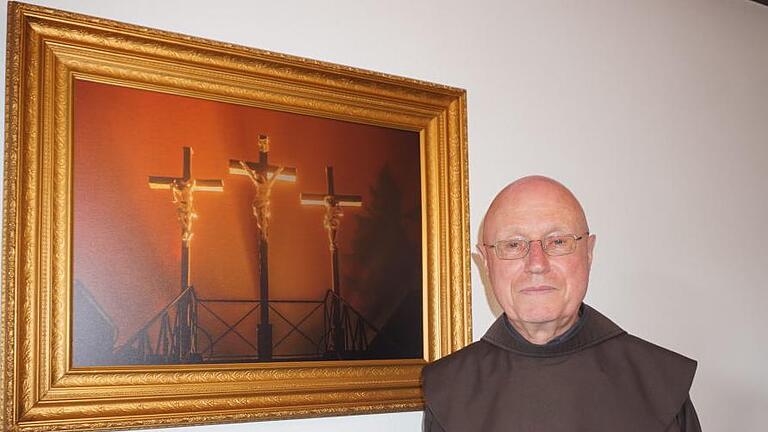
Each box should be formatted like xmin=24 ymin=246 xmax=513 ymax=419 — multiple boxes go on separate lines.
xmin=598 ymin=332 xmax=698 ymax=421
xmin=421 ymin=340 xmax=496 ymax=385
xmin=422 ymin=339 xmax=490 ymax=369
xmin=421 ymin=339 xmax=501 ymax=413
xmin=582 ymin=305 xmax=697 ymax=374
xmin=609 ymin=332 xmax=698 ymax=371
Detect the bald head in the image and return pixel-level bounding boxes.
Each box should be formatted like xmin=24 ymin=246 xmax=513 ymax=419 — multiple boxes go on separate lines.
xmin=477 ymin=175 xmax=596 ymax=339
xmin=481 ymin=176 xmax=589 ymax=245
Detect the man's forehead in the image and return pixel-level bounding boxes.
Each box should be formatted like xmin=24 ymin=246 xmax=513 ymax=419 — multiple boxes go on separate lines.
xmin=485 ymin=207 xmax=582 ymax=237
xmin=481 ymin=176 xmax=588 ymax=240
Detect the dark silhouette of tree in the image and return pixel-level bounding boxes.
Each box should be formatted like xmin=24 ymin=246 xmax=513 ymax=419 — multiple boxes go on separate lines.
xmin=343 ymin=164 xmax=422 ymax=358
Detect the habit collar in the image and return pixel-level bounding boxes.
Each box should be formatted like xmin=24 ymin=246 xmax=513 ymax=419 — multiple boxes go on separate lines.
xmin=482 ymin=303 xmax=626 ymax=357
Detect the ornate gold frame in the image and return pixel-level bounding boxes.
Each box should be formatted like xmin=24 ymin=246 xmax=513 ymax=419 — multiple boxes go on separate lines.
xmin=1 ymin=2 xmax=470 ymax=430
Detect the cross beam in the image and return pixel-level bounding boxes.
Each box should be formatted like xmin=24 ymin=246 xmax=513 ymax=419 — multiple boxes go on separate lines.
xmin=300 ymin=169 xmax=362 ymax=209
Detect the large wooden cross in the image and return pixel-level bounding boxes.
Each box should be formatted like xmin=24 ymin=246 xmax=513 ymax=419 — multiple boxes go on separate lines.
xmin=229 ymin=134 xmax=296 ymax=361
xmin=300 ymin=166 xmax=362 ymax=355
xmin=148 ymin=146 xmax=223 ymax=361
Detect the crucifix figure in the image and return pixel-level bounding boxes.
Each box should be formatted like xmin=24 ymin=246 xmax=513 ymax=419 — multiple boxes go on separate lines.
xmin=300 ymin=166 xmax=363 ymax=355
xmin=148 ymin=146 xmax=223 ymax=361
xmin=170 ymin=181 xmax=196 ymax=244
xmin=229 ymin=134 xmax=296 ymax=360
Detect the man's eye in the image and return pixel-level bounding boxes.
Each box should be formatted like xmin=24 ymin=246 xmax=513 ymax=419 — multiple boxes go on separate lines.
xmin=546 ymin=237 xmax=573 ymax=250
xmin=502 ymin=241 xmax=521 ymax=250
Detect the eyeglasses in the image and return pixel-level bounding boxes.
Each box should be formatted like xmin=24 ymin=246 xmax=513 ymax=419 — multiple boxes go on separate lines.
xmin=483 ymin=233 xmax=589 ymax=260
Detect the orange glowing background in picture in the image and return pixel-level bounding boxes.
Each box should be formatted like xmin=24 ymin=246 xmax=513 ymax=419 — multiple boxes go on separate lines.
xmin=72 ymin=80 xmax=423 ymax=365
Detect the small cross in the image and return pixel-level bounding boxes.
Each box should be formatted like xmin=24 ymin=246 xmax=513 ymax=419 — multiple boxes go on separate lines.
xmin=301 ymin=166 xmax=362 ymax=355
xmin=147 ymin=147 xmax=222 ymax=361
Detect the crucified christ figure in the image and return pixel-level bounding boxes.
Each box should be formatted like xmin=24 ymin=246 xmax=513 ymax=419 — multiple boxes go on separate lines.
xmin=322 ymin=197 xmax=344 ymax=251
xmin=170 ymin=179 xmax=198 ymax=244
xmin=239 ymin=161 xmax=284 ymax=238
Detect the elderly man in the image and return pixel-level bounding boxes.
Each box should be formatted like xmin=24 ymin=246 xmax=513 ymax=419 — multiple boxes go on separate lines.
xmin=422 ymin=176 xmax=700 ymax=431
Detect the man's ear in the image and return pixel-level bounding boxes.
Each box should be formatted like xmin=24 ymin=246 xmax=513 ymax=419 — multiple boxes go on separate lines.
xmin=586 ymin=233 xmax=597 ymax=268
xmin=476 ymin=217 xmax=489 ymax=270
xmin=475 ymin=243 xmax=491 ymax=273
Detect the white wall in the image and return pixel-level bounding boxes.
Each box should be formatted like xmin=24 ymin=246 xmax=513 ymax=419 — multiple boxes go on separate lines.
xmin=2 ymin=0 xmax=767 ymax=430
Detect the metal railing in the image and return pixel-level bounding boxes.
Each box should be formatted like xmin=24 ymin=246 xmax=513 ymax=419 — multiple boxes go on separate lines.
xmin=113 ymin=287 xmax=199 ymax=364
xmin=113 ymin=288 xmax=385 ymax=364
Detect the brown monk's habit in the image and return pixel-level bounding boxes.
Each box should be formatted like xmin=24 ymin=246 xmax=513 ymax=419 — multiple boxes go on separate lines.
xmin=422 ymin=304 xmax=701 ymax=431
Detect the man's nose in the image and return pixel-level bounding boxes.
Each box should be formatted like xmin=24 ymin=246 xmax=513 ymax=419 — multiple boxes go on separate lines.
xmin=524 ymin=240 xmax=551 ymax=274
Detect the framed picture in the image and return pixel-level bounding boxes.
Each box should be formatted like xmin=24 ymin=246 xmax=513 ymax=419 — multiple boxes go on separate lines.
xmin=2 ymin=2 xmax=470 ymax=430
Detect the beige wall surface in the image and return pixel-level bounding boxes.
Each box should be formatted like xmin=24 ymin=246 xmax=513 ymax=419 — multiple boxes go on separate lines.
xmin=2 ymin=1 xmax=767 ymax=431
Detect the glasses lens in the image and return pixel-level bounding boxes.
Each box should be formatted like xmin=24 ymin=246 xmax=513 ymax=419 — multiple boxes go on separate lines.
xmin=496 ymin=239 xmax=527 ymax=259
xmin=543 ymin=236 xmax=576 ymax=256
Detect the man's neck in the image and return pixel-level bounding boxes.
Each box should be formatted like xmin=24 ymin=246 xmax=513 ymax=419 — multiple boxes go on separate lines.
xmin=506 ymin=312 xmax=580 ymax=346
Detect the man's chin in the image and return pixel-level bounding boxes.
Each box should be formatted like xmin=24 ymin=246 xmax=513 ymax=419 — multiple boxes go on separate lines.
xmin=513 ymin=304 xmax=563 ymax=324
